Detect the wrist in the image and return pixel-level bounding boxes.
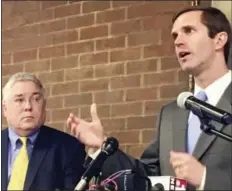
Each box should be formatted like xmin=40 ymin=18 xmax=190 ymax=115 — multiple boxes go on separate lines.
xmin=88 ymin=135 xmax=107 ymax=155
xmin=87 ymin=147 xmax=100 ymax=155
xmin=99 ymin=135 xmax=107 ymax=147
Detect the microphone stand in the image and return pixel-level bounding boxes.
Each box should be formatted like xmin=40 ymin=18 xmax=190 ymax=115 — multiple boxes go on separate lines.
xmin=200 ymin=118 xmax=232 ymax=142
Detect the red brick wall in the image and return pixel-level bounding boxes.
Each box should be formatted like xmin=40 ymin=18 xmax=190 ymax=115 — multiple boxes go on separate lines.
xmin=2 ymin=1 xmax=191 ymax=158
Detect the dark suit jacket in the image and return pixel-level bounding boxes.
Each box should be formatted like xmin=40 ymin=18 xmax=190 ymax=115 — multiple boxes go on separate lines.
xmin=2 ymin=125 xmax=86 ymax=191
xmin=97 ymin=83 xmax=232 ymax=190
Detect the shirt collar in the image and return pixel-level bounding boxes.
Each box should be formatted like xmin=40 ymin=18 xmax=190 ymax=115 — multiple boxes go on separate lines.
xmin=8 ymin=127 xmax=40 ymax=150
xmin=194 ymin=70 xmax=232 ymax=105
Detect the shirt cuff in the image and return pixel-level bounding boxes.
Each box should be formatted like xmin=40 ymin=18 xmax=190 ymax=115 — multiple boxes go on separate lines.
xmin=197 ymin=166 xmax=206 ymax=190
xmin=88 ymin=148 xmax=101 ymax=159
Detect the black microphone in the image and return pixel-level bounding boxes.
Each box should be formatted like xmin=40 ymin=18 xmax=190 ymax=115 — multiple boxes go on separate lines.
xmin=177 ymin=92 xmax=232 ymax=125
xmin=74 ymin=137 xmax=119 ymax=191
xmin=152 ymin=183 xmax=165 ymax=191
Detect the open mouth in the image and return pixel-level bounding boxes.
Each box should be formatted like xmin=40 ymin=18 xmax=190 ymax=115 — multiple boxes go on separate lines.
xmin=179 ymin=52 xmax=191 ymax=59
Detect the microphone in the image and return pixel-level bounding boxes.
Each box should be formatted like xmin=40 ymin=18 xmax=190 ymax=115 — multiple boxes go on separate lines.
xmin=177 ymin=92 xmax=232 ymax=125
xmin=152 ymin=183 xmax=164 ymax=191
xmin=75 ymin=137 xmax=119 ymax=191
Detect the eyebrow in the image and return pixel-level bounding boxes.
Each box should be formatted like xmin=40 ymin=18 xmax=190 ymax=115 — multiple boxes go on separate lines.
xmin=172 ymin=25 xmax=195 ymax=33
xmin=13 ymin=92 xmax=42 ymax=98
xmin=171 ymin=25 xmax=195 ymax=37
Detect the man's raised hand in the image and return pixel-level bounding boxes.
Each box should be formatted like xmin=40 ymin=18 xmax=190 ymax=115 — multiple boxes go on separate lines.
xmin=66 ymin=103 xmax=105 ymax=148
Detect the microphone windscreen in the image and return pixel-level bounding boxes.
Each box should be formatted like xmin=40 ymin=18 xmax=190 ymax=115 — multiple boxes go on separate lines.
xmin=177 ymin=92 xmax=193 ymax=109
xmin=102 ymin=137 xmax=119 ymax=155
xmin=152 ymin=183 xmax=165 ymax=191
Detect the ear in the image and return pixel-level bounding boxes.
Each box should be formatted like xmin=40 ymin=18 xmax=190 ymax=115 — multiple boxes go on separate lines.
xmin=41 ymin=99 xmax=47 ymax=122
xmin=214 ymin=31 xmax=228 ymax=51
xmin=2 ymin=101 xmax=7 ymax=117
xmin=42 ymin=99 xmax=47 ymax=110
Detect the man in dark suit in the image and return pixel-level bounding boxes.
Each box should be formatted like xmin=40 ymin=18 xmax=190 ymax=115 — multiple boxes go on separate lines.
xmin=67 ymin=6 xmax=232 ymax=190
xmin=2 ymin=72 xmax=86 ymax=190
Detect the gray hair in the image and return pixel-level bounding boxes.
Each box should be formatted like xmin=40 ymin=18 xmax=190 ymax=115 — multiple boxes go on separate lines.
xmin=3 ymin=72 xmax=45 ymax=101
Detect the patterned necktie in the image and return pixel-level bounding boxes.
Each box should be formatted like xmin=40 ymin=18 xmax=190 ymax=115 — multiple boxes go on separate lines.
xmin=187 ymin=91 xmax=208 ymax=154
xmin=8 ymin=137 xmax=29 ymax=190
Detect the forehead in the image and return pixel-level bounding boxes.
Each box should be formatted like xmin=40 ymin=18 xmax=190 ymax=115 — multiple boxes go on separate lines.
xmin=171 ymin=11 xmax=203 ymax=33
xmin=9 ymin=81 xmax=41 ymax=96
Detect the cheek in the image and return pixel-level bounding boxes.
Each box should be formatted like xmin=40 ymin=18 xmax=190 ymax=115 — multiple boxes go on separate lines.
xmin=5 ymin=109 xmax=22 ymax=125
xmin=199 ymin=47 xmax=214 ymax=63
xmin=34 ymin=107 xmax=46 ymax=118
xmin=5 ymin=105 xmax=22 ymax=116
xmin=196 ymin=39 xmax=214 ymax=55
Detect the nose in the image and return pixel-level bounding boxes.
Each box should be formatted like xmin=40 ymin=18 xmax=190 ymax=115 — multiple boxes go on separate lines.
xmin=174 ymin=34 xmax=185 ymax=47
xmin=24 ymin=100 xmax=33 ymax=111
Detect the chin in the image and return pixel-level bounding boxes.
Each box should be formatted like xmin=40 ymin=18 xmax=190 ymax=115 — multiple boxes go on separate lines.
xmin=182 ymin=67 xmax=194 ymax=74
xmin=21 ymin=122 xmax=38 ymax=131
xmin=181 ymin=64 xmax=197 ymax=74
xmin=183 ymin=66 xmax=204 ymax=77
xmin=180 ymin=59 xmax=201 ymax=72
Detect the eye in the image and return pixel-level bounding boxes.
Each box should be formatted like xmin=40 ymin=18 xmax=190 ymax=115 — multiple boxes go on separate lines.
xmin=15 ymin=98 xmax=24 ymax=102
xmin=171 ymin=33 xmax=178 ymax=40
xmin=34 ymin=95 xmax=43 ymax=103
xmin=35 ymin=97 xmax=41 ymax=102
xmin=184 ymin=27 xmax=194 ymax=34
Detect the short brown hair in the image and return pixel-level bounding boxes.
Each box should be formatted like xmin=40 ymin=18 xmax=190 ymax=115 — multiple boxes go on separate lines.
xmin=172 ymin=6 xmax=232 ymax=64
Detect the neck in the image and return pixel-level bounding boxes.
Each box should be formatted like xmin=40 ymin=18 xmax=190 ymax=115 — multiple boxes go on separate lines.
xmin=193 ymin=58 xmax=229 ymax=89
xmin=11 ymin=127 xmax=40 ymax=137
xmin=194 ymin=68 xmax=228 ymax=89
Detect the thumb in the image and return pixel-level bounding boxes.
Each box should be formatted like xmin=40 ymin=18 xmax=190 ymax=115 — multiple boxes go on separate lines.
xmin=90 ymin=103 xmax=100 ymax=122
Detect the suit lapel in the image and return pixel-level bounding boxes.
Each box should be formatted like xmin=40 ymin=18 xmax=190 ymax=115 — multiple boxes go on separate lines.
xmin=193 ymin=83 xmax=232 ymax=159
xmin=1 ymin=129 xmax=9 ymax=190
xmin=24 ymin=126 xmax=50 ymax=190
xmin=172 ymin=106 xmax=189 ymax=153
